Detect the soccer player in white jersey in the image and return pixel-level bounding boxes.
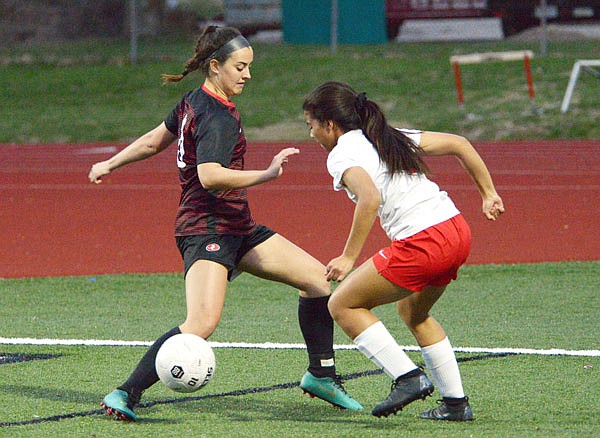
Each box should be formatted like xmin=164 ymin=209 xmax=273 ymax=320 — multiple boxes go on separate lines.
xmin=303 ymin=81 xmax=504 ymax=421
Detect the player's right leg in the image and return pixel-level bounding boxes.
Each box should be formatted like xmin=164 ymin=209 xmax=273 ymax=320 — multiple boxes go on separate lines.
xmin=101 ymin=326 xmax=181 ymax=422
xmin=101 ymin=260 xmax=228 ymax=421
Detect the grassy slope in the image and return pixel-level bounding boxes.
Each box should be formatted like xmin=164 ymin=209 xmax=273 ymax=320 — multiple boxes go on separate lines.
xmin=1 ymin=38 xmax=599 ymax=144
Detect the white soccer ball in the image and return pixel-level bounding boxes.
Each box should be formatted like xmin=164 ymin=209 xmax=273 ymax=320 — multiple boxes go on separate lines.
xmin=155 ymin=333 xmax=216 ymax=393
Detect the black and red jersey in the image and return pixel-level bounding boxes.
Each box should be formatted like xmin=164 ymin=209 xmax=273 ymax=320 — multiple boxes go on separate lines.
xmin=164 ymin=84 xmax=256 ymax=236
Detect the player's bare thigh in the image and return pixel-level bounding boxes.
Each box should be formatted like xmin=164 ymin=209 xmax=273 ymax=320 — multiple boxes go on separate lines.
xmin=238 ymin=233 xmax=330 ymax=298
xmin=330 ymin=259 xmax=413 ymax=311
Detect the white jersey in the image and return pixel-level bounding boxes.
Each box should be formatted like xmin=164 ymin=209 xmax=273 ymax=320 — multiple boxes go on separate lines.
xmin=327 ymin=129 xmax=460 ymax=241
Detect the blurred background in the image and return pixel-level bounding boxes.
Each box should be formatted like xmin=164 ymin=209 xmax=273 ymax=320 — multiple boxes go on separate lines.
xmin=1 ymin=1 xmax=598 ymax=276
xmin=2 ymin=1 xmax=599 ymax=143
xmin=2 ymin=1 xmax=599 ymax=49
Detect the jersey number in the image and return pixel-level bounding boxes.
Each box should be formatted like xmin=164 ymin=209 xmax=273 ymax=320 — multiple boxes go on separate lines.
xmin=176 ymin=114 xmax=188 ymax=169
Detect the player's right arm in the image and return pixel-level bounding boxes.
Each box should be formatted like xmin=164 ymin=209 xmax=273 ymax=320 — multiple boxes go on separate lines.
xmin=325 ymin=166 xmax=380 ymax=282
xmin=88 ymin=122 xmax=176 ymax=184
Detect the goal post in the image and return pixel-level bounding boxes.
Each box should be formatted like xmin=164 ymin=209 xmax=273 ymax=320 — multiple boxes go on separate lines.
xmin=560 ymin=60 xmax=600 ymax=113
xmin=450 ymin=50 xmax=535 ymax=106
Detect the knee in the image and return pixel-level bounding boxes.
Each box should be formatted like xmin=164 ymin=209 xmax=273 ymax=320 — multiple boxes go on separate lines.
xmin=327 ymin=293 xmax=345 ymax=321
xmin=299 ymin=276 xmax=331 ymax=299
xmin=180 ymin=317 xmax=220 ymax=339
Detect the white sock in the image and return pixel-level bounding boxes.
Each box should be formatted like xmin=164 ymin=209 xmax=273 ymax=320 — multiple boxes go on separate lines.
xmin=421 ymin=337 xmax=465 ymax=398
xmin=353 ymin=321 xmax=417 ymax=379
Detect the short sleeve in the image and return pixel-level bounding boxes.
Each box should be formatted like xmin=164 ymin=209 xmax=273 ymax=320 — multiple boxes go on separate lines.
xmin=398 ymin=128 xmax=422 ymax=147
xmin=164 ymin=102 xmax=180 ymax=135
xmin=195 ymin=112 xmax=239 ymax=167
xmin=326 ymin=141 xmax=364 ymax=191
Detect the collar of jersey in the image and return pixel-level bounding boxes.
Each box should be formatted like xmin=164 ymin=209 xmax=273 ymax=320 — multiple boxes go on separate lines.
xmin=201 ymin=84 xmax=236 ymax=108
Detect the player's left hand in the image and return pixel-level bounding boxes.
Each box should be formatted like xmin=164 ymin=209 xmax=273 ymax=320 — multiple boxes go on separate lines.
xmin=266 ymin=147 xmax=300 ymax=179
xmin=482 ymin=195 xmax=505 ymax=221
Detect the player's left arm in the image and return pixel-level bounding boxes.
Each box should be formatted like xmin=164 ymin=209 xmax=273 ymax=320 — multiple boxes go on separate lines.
xmin=197 ymin=148 xmax=300 ymax=190
xmin=326 ymin=166 xmax=380 ymax=282
xmin=418 ymin=131 xmax=505 ymax=221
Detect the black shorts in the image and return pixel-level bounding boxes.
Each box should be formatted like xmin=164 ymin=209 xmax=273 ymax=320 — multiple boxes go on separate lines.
xmin=176 ymin=225 xmax=276 ymax=280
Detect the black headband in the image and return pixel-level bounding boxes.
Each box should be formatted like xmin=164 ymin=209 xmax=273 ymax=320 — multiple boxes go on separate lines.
xmin=208 ymin=35 xmax=251 ymax=61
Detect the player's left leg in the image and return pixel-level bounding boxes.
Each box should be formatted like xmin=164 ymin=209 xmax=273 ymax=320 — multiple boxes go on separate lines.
xmin=397 ymin=287 xmax=473 ymax=421
xmin=238 ymin=233 xmax=362 ymax=410
xmin=238 ymin=232 xmax=329 ymax=297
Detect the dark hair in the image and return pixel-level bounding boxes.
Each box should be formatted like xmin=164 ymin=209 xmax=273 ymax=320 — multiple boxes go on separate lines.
xmin=161 ymin=26 xmax=244 ymax=83
xmin=303 ymin=81 xmax=428 ymax=175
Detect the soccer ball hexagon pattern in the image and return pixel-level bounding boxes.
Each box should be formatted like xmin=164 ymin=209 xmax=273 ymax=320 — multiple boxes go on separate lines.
xmin=155 ymin=333 xmax=216 ymax=393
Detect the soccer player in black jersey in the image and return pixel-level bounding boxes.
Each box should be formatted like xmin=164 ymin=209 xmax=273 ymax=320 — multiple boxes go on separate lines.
xmin=88 ymin=26 xmax=362 ymax=421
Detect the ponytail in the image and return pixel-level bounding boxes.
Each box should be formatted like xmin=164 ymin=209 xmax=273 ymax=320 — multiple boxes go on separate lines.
xmin=303 ymin=81 xmax=428 ymax=175
xmin=359 ymin=98 xmax=427 ymax=175
xmin=161 ymin=26 xmax=246 ymax=84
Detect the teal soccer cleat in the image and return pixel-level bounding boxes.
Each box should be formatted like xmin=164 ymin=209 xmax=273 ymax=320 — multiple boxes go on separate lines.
xmin=101 ymin=389 xmax=138 ymax=421
xmin=300 ymin=372 xmax=363 ymax=410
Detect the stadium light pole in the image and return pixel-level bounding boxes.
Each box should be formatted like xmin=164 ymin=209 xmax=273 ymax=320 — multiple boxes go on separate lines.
xmin=539 ymin=0 xmax=548 ymax=56
xmin=130 ymin=0 xmax=139 ymax=64
xmin=330 ymin=0 xmax=338 ymax=55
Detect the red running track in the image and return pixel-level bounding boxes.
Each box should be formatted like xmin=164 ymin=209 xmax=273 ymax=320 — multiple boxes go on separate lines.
xmin=1 ymin=140 xmax=598 ymax=278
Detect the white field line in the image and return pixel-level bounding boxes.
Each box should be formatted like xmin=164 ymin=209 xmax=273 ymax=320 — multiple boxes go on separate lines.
xmin=2 ymin=184 xmax=599 ymax=192
xmin=73 ymin=146 xmax=118 ymax=155
xmin=0 ymin=337 xmax=598 ymax=357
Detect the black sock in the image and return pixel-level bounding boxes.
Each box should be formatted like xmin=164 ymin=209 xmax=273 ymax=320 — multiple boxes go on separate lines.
xmin=118 ymin=326 xmax=181 ymax=403
xmin=398 ymin=367 xmax=423 ymax=380
xmin=443 ymin=396 xmax=469 ymax=405
xmin=298 ymin=296 xmax=336 ymax=378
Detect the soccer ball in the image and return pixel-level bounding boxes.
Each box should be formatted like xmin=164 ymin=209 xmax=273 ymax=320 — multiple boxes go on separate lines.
xmin=155 ymin=333 xmax=216 ymax=393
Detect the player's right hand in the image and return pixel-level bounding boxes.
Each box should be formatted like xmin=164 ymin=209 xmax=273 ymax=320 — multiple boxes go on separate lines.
xmin=88 ymin=161 xmax=111 ymax=184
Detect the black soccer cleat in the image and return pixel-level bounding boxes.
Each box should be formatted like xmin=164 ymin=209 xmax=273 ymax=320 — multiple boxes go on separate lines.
xmin=372 ymin=367 xmax=434 ymax=418
xmin=420 ymin=396 xmax=474 ymax=421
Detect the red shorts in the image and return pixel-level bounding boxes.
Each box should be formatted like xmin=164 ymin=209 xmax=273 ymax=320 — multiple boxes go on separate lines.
xmin=372 ymin=214 xmax=472 ymax=292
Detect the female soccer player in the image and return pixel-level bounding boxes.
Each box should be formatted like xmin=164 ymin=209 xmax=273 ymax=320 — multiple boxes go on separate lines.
xmin=302 ymin=81 xmax=504 ymax=421
xmin=89 ymin=28 xmax=361 ymax=421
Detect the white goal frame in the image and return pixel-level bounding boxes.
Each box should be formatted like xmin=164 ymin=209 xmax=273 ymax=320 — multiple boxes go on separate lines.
xmin=560 ymin=60 xmax=600 ymax=113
